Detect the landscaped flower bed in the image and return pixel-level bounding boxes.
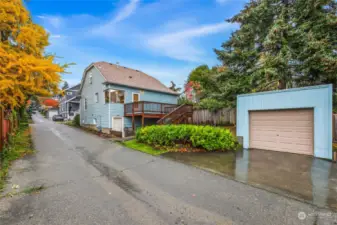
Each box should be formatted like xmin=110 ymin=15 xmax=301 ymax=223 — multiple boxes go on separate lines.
xmin=136 ymin=125 xmax=238 ymax=152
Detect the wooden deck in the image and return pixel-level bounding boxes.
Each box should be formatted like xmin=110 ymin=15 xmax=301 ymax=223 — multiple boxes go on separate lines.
xmin=124 ymin=101 xmax=177 ymax=129
xmin=157 ymin=104 xmax=193 ymax=125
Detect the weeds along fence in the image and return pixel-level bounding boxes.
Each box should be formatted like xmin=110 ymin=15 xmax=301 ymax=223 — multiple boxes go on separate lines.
xmin=192 ymin=108 xmax=236 ymax=126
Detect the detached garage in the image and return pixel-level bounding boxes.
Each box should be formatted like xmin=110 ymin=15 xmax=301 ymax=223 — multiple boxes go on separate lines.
xmin=237 ymin=84 xmax=332 ymax=160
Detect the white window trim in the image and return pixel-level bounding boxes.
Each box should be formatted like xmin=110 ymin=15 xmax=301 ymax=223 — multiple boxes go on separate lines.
xmin=89 ymin=73 xmax=92 ymax=84
xmin=105 ymin=89 xmax=126 ymax=104
xmin=132 ymin=92 xmax=140 ymax=102
xmin=84 ymin=98 xmax=87 ymax=111
xmin=95 ymin=92 xmax=99 ymax=103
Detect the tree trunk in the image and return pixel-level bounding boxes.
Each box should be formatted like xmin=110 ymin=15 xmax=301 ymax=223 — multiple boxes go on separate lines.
xmin=278 ymin=80 xmax=287 ymax=89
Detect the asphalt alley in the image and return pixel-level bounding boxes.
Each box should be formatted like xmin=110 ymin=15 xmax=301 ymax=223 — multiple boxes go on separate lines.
xmin=0 ymin=113 xmax=336 ymax=225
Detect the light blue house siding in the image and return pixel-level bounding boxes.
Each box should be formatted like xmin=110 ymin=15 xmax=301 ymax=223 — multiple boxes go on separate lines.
xmin=105 ymin=83 xmax=178 ymax=128
xmin=80 ymin=66 xmax=178 ymax=130
xmin=80 ymin=66 xmax=110 ymax=128
xmin=237 ymin=84 xmax=332 ymax=160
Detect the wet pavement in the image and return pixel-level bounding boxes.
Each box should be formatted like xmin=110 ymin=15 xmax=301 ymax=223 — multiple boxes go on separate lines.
xmin=2 ymin=114 xmax=337 ymax=225
xmin=163 ymin=149 xmax=337 ymax=211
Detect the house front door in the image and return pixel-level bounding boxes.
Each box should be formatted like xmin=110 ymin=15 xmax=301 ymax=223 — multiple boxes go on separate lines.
xmin=133 ymin=93 xmax=140 ymax=113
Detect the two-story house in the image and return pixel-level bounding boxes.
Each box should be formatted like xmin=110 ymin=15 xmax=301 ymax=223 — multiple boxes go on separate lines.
xmin=79 ymin=62 xmax=179 ymax=137
xmin=59 ymin=84 xmax=81 ymax=120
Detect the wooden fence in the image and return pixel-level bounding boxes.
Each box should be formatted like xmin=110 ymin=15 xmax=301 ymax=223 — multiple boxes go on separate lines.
xmin=0 ymin=108 xmax=13 ymax=152
xmin=192 ymin=108 xmax=236 ymax=126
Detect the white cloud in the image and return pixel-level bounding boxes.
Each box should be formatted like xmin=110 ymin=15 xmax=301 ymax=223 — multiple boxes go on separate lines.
xmin=38 ymin=15 xmax=63 ymax=29
xmin=216 ymin=0 xmax=247 ymax=5
xmin=145 ymin=22 xmax=235 ymax=62
xmin=216 ymin=0 xmax=230 ymax=4
xmin=156 ymin=22 xmax=233 ymax=42
xmin=113 ymin=0 xmax=140 ymax=23
xmin=47 ymin=34 xmax=193 ymax=88
xmin=50 ymin=34 xmax=62 ymax=39
xmin=90 ymin=0 xmax=140 ymax=37
xmin=38 ymin=0 xmax=236 ymax=86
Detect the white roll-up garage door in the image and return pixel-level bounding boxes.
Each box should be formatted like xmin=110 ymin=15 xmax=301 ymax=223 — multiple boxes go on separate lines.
xmin=249 ymin=109 xmax=314 ymax=155
xmin=112 ymin=117 xmax=123 ymax=132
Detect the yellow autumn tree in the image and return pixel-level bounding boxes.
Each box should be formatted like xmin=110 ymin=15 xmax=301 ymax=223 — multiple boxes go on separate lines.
xmin=0 ymin=0 xmax=66 ymax=109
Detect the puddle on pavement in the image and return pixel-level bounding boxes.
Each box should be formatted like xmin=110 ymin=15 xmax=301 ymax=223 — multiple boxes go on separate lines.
xmin=163 ymin=149 xmax=337 ymax=211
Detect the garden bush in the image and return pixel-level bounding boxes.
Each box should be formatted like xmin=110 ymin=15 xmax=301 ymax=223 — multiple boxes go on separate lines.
xmin=136 ymin=125 xmax=237 ymax=151
xmin=73 ymin=114 xmax=80 ymax=127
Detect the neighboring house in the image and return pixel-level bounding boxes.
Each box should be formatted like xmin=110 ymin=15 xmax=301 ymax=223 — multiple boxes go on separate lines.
xmin=59 ymin=84 xmax=81 ymax=120
xmin=237 ymin=84 xmax=332 ymax=160
xmin=38 ymin=98 xmax=59 ymax=120
xmin=38 ymin=98 xmax=59 ymax=108
xmin=79 ymin=62 xmax=179 ymax=137
xmin=184 ymin=81 xmax=201 ymax=103
xmin=46 ymin=108 xmax=58 ymax=120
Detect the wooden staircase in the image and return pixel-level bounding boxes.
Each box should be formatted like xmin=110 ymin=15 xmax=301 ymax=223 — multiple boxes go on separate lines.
xmin=157 ymin=104 xmax=193 ymax=125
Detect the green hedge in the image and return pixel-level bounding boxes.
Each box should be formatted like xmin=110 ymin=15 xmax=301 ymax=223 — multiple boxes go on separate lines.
xmin=73 ymin=114 xmax=80 ymax=127
xmin=136 ymin=125 xmax=237 ymax=151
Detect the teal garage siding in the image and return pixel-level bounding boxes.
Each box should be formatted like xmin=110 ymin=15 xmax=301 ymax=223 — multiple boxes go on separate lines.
xmin=236 ymin=84 xmax=333 ymax=160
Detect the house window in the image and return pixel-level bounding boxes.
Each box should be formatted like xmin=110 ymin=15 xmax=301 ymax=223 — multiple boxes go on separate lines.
xmin=132 ymin=93 xmax=140 ymax=102
xmin=66 ymin=92 xmax=72 ymax=96
xmin=95 ymin=93 xmax=99 ymax=103
xmin=89 ymin=74 xmax=92 ymax=84
xmin=105 ymin=90 xmax=125 ymax=103
xmin=84 ymin=98 xmax=87 ymax=110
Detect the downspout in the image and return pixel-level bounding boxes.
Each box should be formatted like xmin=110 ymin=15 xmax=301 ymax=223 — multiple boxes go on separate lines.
xmin=109 ymin=90 xmax=111 ymax=131
xmin=122 ymin=117 xmax=125 ymax=138
xmin=80 ymin=97 xmax=82 ymax=125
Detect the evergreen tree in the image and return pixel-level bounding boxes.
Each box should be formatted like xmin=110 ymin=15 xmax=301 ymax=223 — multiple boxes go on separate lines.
xmin=292 ymin=0 xmax=337 ymax=87
xmin=168 ymin=81 xmax=182 ymax=92
xmin=62 ymin=81 xmax=69 ymax=90
xmin=214 ymin=0 xmax=337 ymax=106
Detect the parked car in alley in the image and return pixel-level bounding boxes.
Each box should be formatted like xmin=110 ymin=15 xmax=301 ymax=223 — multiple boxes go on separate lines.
xmin=52 ymin=115 xmax=64 ymax=121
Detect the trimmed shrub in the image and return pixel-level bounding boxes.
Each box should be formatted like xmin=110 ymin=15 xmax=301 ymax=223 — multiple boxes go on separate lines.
xmin=73 ymin=114 xmax=80 ymax=127
xmin=177 ymin=96 xmax=193 ymax=106
xmin=136 ymin=125 xmax=237 ymax=151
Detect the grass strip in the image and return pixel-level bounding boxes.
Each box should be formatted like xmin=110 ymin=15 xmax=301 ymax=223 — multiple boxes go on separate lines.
xmin=0 ymin=120 xmax=35 ymax=192
xmin=122 ymin=139 xmax=168 ymax=156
